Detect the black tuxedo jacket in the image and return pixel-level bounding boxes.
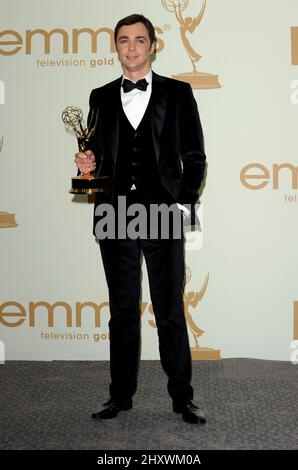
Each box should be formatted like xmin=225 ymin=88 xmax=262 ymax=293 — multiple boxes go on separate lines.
xmin=87 ymin=71 xmax=206 ymax=226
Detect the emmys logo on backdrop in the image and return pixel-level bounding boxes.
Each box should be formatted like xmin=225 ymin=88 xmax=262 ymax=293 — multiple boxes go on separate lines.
xmin=0 ymin=24 xmax=165 ymax=69
xmin=240 ymin=162 xmax=298 ymax=204
xmin=0 ymin=2 xmax=219 ymax=78
xmin=162 ymin=0 xmax=221 ymax=89
xmin=0 ymin=271 xmax=220 ymax=360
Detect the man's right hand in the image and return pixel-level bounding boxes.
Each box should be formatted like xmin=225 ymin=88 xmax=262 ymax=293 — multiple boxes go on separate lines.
xmin=75 ymin=149 xmax=96 ymax=174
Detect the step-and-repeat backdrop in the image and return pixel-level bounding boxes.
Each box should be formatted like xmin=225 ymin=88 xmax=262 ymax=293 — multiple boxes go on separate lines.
xmin=1 ymin=0 xmax=298 ymax=361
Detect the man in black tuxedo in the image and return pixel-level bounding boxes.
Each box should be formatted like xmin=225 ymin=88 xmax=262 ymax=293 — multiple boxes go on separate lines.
xmin=75 ymin=14 xmax=206 ymax=424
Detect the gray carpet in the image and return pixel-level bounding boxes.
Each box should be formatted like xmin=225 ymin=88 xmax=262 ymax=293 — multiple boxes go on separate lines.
xmin=0 ymin=359 xmax=297 ymax=450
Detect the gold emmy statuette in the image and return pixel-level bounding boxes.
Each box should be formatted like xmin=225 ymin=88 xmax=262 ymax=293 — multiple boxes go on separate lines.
xmin=162 ymin=0 xmax=221 ymax=89
xmin=61 ymin=106 xmax=108 ymax=194
xmin=184 ymin=270 xmax=221 ymax=360
xmin=0 ymin=211 xmax=17 ymax=228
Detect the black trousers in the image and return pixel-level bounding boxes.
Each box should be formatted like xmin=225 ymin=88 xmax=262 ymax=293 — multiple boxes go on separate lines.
xmin=98 ymin=201 xmax=194 ymax=404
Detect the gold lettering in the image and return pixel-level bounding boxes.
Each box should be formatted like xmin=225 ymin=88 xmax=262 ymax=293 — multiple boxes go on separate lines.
xmin=25 ymin=28 xmax=69 ymax=54
xmin=154 ymin=27 xmax=164 ymax=53
xmin=240 ymin=163 xmax=270 ymax=190
xmin=75 ymin=301 xmax=108 ymax=327
xmin=72 ymin=28 xmax=116 ymax=53
xmin=291 ymin=26 xmax=298 ymax=65
xmin=140 ymin=302 xmax=148 ymax=317
xmin=272 ymin=163 xmax=298 ymax=190
xmin=0 ymin=26 xmax=164 ymax=56
xmin=0 ymin=30 xmax=22 ymax=56
xmin=28 ymin=301 xmax=72 ymax=327
xmin=0 ymin=301 xmax=26 ymax=327
xmin=148 ymin=303 xmax=157 ymax=329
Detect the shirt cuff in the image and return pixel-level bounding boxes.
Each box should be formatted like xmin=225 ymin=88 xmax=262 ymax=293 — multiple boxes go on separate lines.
xmin=176 ymin=203 xmax=191 ymax=219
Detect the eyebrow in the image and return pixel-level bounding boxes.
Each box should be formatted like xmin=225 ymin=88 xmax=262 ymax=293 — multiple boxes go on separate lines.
xmin=118 ymin=35 xmax=148 ymax=41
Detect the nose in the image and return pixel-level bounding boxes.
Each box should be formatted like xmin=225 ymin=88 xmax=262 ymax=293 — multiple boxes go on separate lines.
xmin=128 ymin=41 xmax=136 ymax=51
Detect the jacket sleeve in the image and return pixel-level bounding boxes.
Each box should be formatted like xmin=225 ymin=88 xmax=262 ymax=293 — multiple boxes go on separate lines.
xmin=75 ymin=89 xmax=100 ymax=176
xmin=178 ymin=83 xmax=206 ymax=205
xmin=86 ymin=89 xmax=101 ymax=164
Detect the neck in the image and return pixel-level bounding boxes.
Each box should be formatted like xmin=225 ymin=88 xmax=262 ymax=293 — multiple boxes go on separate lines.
xmin=122 ymin=66 xmax=151 ymax=82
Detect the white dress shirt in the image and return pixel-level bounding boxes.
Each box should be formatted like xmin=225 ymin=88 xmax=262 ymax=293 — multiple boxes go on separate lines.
xmin=121 ymin=70 xmax=152 ymax=130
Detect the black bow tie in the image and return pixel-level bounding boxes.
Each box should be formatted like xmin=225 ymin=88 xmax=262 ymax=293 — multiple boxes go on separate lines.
xmin=122 ymin=78 xmax=149 ymax=93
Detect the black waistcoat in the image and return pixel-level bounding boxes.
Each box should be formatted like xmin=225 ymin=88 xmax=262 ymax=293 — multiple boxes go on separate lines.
xmin=114 ymin=99 xmax=172 ymax=204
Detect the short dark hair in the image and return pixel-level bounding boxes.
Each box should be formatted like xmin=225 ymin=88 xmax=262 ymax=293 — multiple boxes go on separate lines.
xmin=114 ymin=14 xmax=156 ymax=48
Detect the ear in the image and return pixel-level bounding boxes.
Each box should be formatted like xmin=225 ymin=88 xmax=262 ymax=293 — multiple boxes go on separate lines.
xmin=150 ymin=41 xmax=156 ymax=55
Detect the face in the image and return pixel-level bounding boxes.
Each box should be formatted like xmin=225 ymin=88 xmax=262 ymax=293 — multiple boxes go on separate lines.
xmin=116 ymin=22 xmax=155 ymax=75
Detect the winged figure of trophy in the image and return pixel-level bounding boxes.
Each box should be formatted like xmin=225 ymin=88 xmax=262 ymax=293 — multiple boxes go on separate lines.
xmin=183 ymin=271 xmax=221 ymax=359
xmin=162 ymin=0 xmax=221 ymax=89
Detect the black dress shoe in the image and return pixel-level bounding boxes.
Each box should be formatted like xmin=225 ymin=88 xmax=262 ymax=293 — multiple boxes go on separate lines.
xmin=91 ymin=398 xmax=133 ymax=420
xmin=173 ymin=399 xmax=206 ymax=424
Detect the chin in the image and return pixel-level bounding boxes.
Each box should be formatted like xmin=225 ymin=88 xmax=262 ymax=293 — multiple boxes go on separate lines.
xmin=125 ymin=65 xmax=140 ymax=72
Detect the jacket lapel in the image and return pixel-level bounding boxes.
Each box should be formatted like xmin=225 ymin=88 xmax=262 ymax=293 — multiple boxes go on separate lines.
xmin=104 ymin=77 xmax=121 ymax=163
xmin=150 ymin=72 xmax=168 ymax=161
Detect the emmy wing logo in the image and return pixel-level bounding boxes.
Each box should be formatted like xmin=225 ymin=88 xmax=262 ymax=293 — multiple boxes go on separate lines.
xmin=184 ymin=268 xmax=221 ymax=360
xmin=0 ymin=139 xmax=17 ymax=228
xmin=147 ymin=266 xmax=221 ymax=360
xmin=162 ymin=0 xmax=221 ymax=89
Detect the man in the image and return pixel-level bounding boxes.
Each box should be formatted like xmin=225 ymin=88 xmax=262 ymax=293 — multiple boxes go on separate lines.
xmin=75 ymin=14 xmax=206 ymax=424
